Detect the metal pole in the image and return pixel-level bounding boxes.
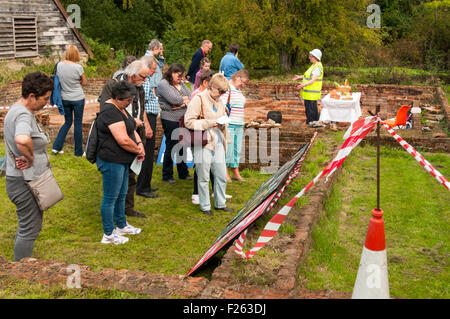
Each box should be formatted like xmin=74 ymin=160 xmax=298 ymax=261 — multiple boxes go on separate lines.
xmin=376 ymin=104 xmax=380 ymax=210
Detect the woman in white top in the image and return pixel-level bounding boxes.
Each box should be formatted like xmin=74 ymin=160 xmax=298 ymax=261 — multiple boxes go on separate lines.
xmin=52 ymin=45 xmax=88 ymax=156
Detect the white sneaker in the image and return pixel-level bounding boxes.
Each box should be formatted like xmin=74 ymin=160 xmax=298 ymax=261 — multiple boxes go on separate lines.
xmin=51 ymin=149 xmax=64 ymax=154
xmin=114 ymin=223 xmax=141 ymax=235
xmin=192 ymin=194 xmax=200 ymax=205
xmin=101 ymin=233 xmax=129 ymax=245
xmin=211 ymin=193 xmax=233 ymax=199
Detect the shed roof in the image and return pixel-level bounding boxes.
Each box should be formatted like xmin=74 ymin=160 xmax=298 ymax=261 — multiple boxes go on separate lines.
xmin=51 ymin=0 xmax=94 ymax=57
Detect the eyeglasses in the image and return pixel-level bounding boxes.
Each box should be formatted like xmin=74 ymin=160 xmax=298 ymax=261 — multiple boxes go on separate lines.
xmin=137 ymin=73 xmax=147 ymax=80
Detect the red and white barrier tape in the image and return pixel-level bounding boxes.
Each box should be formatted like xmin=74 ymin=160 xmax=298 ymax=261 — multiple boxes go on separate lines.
xmin=235 ymin=116 xmax=378 ymax=260
xmin=234 ymin=132 xmax=318 ymax=258
xmin=381 ymin=122 xmax=450 ymax=191
xmin=0 ymin=99 xmax=98 ymax=111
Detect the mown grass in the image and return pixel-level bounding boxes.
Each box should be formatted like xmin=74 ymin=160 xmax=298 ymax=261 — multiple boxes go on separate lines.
xmin=0 ymin=143 xmax=269 ymax=276
xmin=298 ymin=144 xmax=450 ymax=299
xmin=0 ymin=277 xmax=147 ymax=299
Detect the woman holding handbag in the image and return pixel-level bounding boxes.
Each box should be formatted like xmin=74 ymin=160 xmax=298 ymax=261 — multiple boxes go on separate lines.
xmin=184 ymin=74 xmax=233 ymax=216
xmin=3 ymin=72 xmax=54 ymax=261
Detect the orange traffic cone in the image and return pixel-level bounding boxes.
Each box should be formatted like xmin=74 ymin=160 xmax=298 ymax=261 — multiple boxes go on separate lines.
xmin=352 ymin=208 xmax=390 ymax=299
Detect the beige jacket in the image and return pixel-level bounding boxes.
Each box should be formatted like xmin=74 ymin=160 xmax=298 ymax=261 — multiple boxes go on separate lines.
xmin=184 ymin=89 xmax=230 ymax=152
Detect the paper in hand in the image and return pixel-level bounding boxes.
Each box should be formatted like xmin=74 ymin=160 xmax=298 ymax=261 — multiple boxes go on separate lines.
xmin=216 ymin=115 xmax=230 ymax=125
xmin=130 ymin=156 xmax=142 ymax=175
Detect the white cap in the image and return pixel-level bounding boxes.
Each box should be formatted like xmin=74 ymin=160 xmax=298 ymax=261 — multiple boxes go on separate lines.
xmin=309 ymin=49 xmax=322 ymax=61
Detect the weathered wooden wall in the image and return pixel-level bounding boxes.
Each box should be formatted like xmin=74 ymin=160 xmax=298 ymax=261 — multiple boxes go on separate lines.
xmin=0 ymin=0 xmax=87 ymax=60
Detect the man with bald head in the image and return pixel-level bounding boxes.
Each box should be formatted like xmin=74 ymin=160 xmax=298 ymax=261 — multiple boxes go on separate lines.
xmin=186 ymin=40 xmax=213 ymax=86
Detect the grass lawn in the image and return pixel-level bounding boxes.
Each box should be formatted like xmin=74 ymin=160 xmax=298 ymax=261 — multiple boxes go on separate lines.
xmin=0 ymin=276 xmax=146 ymax=299
xmin=0 ymin=143 xmax=270 ymax=275
xmin=298 ymin=143 xmax=450 ymax=299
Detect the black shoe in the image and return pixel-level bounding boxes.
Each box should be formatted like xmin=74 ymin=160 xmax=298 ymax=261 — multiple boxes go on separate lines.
xmin=150 ymin=187 xmax=158 ymax=192
xmin=163 ymin=179 xmax=177 ymax=184
xmin=136 ymin=191 xmax=158 ymax=198
xmin=201 ymin=210 xmax=213 ymax=216
xmin=214 ymin=206 xmax=234 ymax=213
xmin=125 ymin=210 xmax=146 ymax=218
xmin=180 ymin=176 xmax=193 ymax=181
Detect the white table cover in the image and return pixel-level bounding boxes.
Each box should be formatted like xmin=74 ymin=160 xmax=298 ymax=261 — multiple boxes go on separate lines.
xmin=319 ymin=92 xmax=362 ymax=123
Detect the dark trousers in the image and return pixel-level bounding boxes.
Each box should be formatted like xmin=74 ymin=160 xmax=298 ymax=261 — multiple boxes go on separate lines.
xmin=304 ymin=99 xmax=319 ymax=124
xmin=136 ymin=113 xmax=157 ymax=193
xmin=125 ymin=171 xmax=136 ymax=214
xmin=161 ymin=118 xmax=189 ymax=181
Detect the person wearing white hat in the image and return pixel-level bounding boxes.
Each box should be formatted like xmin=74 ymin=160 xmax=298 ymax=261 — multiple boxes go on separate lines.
xmin=292 ymin=49 xmax=324 ymax=126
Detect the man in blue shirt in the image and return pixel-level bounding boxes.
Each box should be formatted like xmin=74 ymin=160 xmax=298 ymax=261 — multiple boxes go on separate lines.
xmin=186 ymin=40 xmax=213 ymax=85
xmin=219 ymin=43 xmax=244 ymax=80
xmin=145 ymin=39 xmax=165 ymax=92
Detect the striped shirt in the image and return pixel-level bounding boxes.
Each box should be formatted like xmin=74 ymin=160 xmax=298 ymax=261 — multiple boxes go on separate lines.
xmin=220 ymin=84 xmax=246 ymax=125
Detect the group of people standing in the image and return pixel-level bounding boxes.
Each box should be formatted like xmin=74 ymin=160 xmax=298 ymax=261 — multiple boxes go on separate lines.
xmin=2 ymin=40 xmax=324 ymax=255
xmin=2 ymin=40 xmax=251 ymax=252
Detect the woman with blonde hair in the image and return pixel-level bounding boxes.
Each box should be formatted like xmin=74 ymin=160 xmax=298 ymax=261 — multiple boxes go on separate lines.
xmin=221 ymin=69 xmax=249 ymax=182
xmin=52 ymin=45 xmax=88 ymax=156
xmin=184 ymin=74 xmax=233 ymax=216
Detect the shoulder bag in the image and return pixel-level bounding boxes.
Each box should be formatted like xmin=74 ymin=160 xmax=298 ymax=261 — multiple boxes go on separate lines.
xmin=179 ymin=96 xmax=208 ymax=147
xmin=8 ymin=149 xmax=64 ymax=211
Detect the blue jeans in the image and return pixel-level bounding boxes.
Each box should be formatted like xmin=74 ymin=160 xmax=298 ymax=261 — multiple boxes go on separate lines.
xmin=53 ymin=99 xmax=85 ymax=156
xmin=96 ymin=157 xmax=129 ymax=235
xmin=226 ymin=124 xmax=244 ymax=168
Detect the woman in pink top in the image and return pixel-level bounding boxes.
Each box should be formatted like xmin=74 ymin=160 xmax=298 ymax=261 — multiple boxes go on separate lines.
xmin=193 ymin=57 xmax=211 ymax=90
xmin=191 ymin=70 xmax=213 ymax=99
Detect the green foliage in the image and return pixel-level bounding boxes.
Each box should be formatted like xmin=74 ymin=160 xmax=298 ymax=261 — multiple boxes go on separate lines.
xmin=161 ymin=24 xmax=194 ymax=67
xmin=46 ymin=0 xmax=450 ymax=75
xmin=59 ymin=0 xmax=169 ymax=57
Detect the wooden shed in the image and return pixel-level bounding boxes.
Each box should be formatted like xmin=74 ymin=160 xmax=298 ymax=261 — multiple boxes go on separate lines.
xmin=0 ymin=0 xmax=93 ymax=60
